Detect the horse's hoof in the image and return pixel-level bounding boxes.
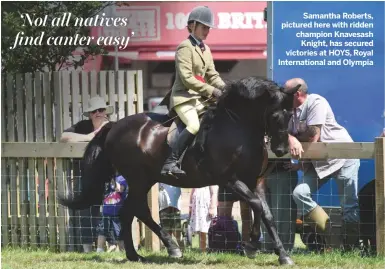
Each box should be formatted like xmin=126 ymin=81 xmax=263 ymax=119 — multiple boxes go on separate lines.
xmin=278 ymin=256 xmax=295 ymax=266
xmin=139 ymin=256 xmax=151 ymax=263
xmin=242 ymin=242 xmax=259 ymax=259
xmin=168 ymin=248 xmax=183 ymax=258
xmin=128 ymin=255 xmax=148 ymax=263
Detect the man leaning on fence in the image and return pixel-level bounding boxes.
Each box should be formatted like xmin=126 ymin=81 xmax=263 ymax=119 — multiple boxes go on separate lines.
xmin=60 ymin=96 xmax=112 ymax=253
xmin=284 ymin=78 xmax=361 ymax=251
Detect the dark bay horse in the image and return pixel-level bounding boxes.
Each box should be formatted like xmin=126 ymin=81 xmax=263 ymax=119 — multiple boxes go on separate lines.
xmin=59 ymin=77 xmax=300 ymax=265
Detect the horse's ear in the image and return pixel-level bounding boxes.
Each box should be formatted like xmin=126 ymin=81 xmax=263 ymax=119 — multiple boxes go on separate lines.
xmin=283 ymin=84 xmax=301 ymax=95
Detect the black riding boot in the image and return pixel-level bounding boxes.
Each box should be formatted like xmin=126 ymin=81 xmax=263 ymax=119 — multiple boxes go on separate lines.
xmin=161 ymin=128 xmax=196 ymax=177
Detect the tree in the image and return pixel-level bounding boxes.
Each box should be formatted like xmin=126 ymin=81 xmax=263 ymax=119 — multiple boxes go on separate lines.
xmin=1 ymin=1 xmax=123 ymax=73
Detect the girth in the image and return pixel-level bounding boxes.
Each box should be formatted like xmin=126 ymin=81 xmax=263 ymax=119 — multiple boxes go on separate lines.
xmin=257 ymin=146 xmax=274 ymax=180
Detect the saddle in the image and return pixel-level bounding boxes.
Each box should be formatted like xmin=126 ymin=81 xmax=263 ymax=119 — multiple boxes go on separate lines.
xmin=165 ymin=115 xmax=207 ymax=172
xmin=167 ymin=117 xmax=187 ymax=148
xmin=166 ymin=114 xmax=205 ymax=149
xmin=165 ymin=105 xmax=217 ymax=170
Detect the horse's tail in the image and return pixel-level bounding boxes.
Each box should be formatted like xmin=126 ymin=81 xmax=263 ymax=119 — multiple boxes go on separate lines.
xmin=58 ymin=122 xmax=115 ymax=210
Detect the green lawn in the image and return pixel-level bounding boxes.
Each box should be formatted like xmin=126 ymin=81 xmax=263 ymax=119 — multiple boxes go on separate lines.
xmin=2 ymin=246 xmax=384 ymax=269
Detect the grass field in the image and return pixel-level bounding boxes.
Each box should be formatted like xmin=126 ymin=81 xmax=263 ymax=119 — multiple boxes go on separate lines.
xmin=2 ymin=246 xmax=384 ymax=269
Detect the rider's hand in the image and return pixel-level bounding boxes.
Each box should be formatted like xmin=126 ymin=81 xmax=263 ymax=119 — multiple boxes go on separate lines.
xmin=212 ymin=88 xmax=223 ymax=98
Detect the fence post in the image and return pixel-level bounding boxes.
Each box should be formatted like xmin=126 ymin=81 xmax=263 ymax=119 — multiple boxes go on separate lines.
xmin=375 ymin=137 xmax=385 ymax=256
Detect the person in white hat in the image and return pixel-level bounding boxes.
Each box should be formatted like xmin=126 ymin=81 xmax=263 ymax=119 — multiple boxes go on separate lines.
xmin=60 ymin=96 xmax=114 ymax=142
xmin=60 ymin=95 xmax=114 ymax=253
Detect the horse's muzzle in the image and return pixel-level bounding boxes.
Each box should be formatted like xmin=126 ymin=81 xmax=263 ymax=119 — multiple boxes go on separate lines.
xmin=274 ymin=148 xmax=286 ymax=157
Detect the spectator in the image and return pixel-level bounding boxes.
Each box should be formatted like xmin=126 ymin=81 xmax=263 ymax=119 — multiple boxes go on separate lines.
xmin=217 ymin=189 xmax=252 ymax=244
xmin=189 ymin=186 xmax=218 ymax=252
xmin=158 ymin=183 xmax=184 ymax=248
xmin=284 ymin=77 xmax=361 ymax=251
xmin=96 ymin=175 xmax=128 ymax=252
xmin=60 ymin=96 xmax=113 ymax=253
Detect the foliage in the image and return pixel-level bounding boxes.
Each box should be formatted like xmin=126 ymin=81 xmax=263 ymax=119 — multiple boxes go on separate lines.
xmin=1 ymin=1 xmax=120 ymax=73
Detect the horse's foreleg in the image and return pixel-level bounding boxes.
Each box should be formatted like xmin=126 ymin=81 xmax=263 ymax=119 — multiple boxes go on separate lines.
xmin=226 ymin=179 xmax=294 ymax=266
xmin=255 ymin=177 xmax=294 ymax=260
xmin=135 ymin=191 xmax=182 ymax=259
xmin=249 ymin=177 xmax=269 ymax=247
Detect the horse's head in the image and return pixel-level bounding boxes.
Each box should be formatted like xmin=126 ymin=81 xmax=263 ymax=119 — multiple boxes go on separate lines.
xmin=265 ymin=84 xmax=300 ymax=157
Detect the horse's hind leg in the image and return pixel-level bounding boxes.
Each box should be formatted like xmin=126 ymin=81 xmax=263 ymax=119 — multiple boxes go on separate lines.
xmin=120 ymin=191 xmax=145 ymax=262
xmin=135 ymin=188 xmax=182 ymax=259
xmin=120 ymin=206 xmax=141 ymax=261
xmin=226 ymin=178 xmax=294 ymax=266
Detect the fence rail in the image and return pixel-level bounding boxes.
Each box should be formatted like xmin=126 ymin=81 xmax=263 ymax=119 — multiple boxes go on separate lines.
xmin=1 ymin=142 xmax=377 ymax=159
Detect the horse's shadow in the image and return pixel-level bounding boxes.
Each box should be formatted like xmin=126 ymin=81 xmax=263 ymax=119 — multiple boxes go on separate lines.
xmin=64 ymin=252 xmax=223 ymax=265
xmin=131 ymin=249 xmax=277 ymax=266
xmin=74 ymin=249 xmax=278 ymax=265
xmin=52 ymin=248 xmax=286 ymax=266
xmin=54 ymin=254 xmax=126 ymax=264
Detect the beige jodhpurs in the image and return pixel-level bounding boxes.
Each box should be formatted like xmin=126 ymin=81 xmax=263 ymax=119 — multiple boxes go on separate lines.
xmin=174 ymin=99 xmax=207 ymax=135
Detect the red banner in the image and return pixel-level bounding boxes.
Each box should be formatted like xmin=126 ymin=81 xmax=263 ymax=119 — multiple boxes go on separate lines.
xmin=90 ymin=1 xmax=267 ymax=50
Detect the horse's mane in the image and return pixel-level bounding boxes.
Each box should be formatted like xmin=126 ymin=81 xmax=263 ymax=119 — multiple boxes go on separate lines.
xmin=218 ymin=77 xmax=284 ymax=105
xmin=195 ymin=77 xmax=284 ymax=156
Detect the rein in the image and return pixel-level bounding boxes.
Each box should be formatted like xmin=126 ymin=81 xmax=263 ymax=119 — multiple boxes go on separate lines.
xmin=224 ymin=107 xmax=240 ymax=123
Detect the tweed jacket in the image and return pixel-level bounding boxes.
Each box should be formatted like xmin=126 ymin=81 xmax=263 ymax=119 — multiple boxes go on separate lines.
xmin=161 ymin=35 xmax=225 ymax=110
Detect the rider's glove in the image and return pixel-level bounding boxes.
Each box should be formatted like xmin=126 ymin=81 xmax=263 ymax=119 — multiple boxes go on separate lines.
xmin=212 ymin=88 xmax=223 ymax=98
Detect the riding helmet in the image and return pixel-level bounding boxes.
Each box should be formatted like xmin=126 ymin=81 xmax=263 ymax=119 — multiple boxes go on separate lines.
xmin=187 ymin=6 xmax=216 ymax=28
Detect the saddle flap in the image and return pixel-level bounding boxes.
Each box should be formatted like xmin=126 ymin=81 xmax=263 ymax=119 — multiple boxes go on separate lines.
xmin=166 ymin=110 xmax=213 ymax=169
xmin=166 ymin=111 xmax=210 ymax=148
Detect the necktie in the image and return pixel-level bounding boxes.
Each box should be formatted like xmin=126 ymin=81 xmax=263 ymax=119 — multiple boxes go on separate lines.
xmin=199 ymin=42 xmax=205 ymax=52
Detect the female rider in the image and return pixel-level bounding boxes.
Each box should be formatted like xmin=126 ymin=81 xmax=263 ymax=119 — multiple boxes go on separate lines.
xmin=161 ymin=6 xmax=225 ymax=178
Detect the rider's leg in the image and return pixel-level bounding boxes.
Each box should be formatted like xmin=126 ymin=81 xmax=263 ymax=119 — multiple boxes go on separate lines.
xmin=161 ymin=100 xmax=200 ymax=177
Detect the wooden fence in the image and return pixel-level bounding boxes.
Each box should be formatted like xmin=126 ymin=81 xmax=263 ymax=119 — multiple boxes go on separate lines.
xmin=1 ymin=71 xmax=384 ymax=256
xmin=2 ymin=140 xmax=384 ymax=255
xmin=1 ymin=70 xmax=143 ymax=251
